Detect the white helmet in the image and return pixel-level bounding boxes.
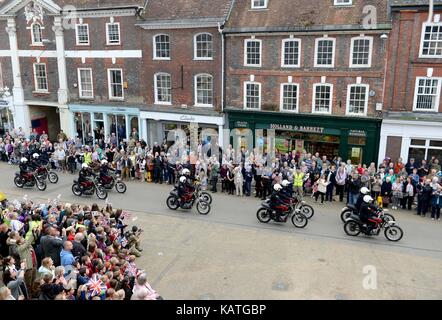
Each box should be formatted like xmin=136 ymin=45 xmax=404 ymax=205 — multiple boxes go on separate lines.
xmin=182 ymin=168 xmax=190 ymax=176
xmin=360 ymin=187 xmax=370 ymax=195
xmin=281 ymin=180 xmax=290 ymax=187
xmin=21 ymin=157 xmax=28 ymax=163
xmin=82 ymin=163 xmax=89 ymax=169
xmin=273 ymin=183 xmax=283 ymax=192
xmin=101 ymin=159 xmax=108 ymax=165
xmin=363 ymin=195 xmax=374 ymax=203
xmin=179 ymin=176 xmax=187 ymax=183
xmin=32 ymin=153 xmax=39 ymax=159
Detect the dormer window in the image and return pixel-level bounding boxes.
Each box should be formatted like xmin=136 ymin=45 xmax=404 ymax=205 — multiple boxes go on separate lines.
xmin=251 ymin=0 xmax=268 ymax=9
xmin=31 ymin=23 xmax=43 ymax=45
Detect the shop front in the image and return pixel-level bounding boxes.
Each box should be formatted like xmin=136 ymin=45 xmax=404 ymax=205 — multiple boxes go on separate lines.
xmin=227 ymin=110 xmax=382 ymax=165
xmin=69 ymin=105 xmax=141 ymax=146
xmin=140 ymin=111 xmax=225 ymax=149
xmin=379 ymin=119 xmax=442 ymax=164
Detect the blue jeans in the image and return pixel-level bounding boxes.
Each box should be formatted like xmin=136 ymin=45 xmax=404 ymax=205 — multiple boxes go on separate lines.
xmin=349 ymin=192 xmax=358 ymax=205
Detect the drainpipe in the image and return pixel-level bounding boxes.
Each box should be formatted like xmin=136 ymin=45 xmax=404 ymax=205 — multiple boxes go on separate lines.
xmin=218 ymin=22 xmax=224 ymax=114
xmin=428 ymin=0 xmax=434 ymax=22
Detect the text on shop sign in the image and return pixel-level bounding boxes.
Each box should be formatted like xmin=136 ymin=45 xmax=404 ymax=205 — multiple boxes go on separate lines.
xmin=270 ymin=124 xmax=324 ymax=134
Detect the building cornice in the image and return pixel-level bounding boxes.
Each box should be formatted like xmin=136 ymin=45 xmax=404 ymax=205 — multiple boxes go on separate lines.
xmin=223 ymin=24 xmax=392 ymax=34
xmin=73 ymin=8 xmax=139 ymax=19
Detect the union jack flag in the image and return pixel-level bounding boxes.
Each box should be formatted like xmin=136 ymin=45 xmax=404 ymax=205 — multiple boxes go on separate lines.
xmin=126 ymin=263 xmax=138 ymax=277
xmin=86 ymin=274 xmax=107 ymax=297
xmin=120 ymin=211 xmax=131 ymax=221
xmin=49 ymin=207 xmax=58 ymax=215
xmin=119 ymin=236 xmax=128 ymax=248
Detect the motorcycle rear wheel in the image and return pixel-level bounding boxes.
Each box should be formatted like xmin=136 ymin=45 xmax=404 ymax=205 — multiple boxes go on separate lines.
xmin=166 ymin=196 xmax=179 ymax=210
xmin=383 ymin=213 xmax=396 ymax=223
xmin=291 ymin=213 xmax=308 ymax=228
xmin=72 ymin=184 xmax=82 ymax=196
xmin=256 ymin=208 xmax=272 ymax=223
xmin=344 ymin=220 xmax=361 ymax=237
xmin=14 ymin=176 xmax=24 ymax=188
xmin=196 ymin=201 xmax=211 ymax=215
xmin=115 ymin=181 xmax=127 ymax=194
xmin=384 ymin=225 xmax=403 ymax=242
xmin=96 ymin=186 xmax=108 ymax=200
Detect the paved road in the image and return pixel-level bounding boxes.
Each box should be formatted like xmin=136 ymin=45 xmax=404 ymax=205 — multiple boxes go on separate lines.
xmin=1 ymin=163 xmax=442 ymax=299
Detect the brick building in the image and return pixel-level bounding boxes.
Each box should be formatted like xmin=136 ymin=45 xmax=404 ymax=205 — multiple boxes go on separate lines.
xmin=224 ymin=0 xmax=390 ymax=164
xmin=137 ymin=0 xmax=234 ymax=149
xmin=379 ymin=0 xmax=442 ymax=164
xmin=0 ymin=0 xmax=144 ymax=142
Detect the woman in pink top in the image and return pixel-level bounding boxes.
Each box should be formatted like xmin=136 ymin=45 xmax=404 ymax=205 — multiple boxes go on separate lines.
xmin=131 ymin=272 xmax=162 ymax=300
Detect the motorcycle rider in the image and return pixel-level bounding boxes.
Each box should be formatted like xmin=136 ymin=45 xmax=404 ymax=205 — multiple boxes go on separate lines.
xmin=19 ymin=157 xmax=33 ymax=182
xmin=359 ymin=195 xmax=381 ymax=234
xmin=78 ymin=163 xmax=96 ymax=192
xmin=280 ymin=180 xmax=293 ymax=204
xmin=355 ymin=187 xmax=370 ymax=212
xmin=269 ymin=183 xmax=288 ymax=222
xmin=29 ymin=153 xmax=41 ymax=171
xmin=177 ymin=175 xmax=194 ymax=207
xmin=99 ymin=159 xmax=115 ymax=185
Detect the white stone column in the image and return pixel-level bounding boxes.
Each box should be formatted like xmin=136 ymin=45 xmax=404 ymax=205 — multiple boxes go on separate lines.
xmin=218 ymin=124 xmax=224 ymax=151
xmin=125 ymin=115 xmax=130 ymax=141
xmin=6 ymin=18 xmax=31 ymax=136
xmin=53 ymin=16 xmax=73 ymax=138
xmin=141 ymin=118 xmax=148 ymax=143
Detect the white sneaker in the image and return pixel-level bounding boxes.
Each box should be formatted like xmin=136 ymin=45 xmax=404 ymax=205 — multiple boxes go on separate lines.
xmin=432 ymin=218 xmax=435 ymax=221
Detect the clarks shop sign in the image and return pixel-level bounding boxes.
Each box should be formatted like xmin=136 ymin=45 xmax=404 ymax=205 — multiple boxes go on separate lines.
xmin=270 ymin=124 xmax=324 ymax=134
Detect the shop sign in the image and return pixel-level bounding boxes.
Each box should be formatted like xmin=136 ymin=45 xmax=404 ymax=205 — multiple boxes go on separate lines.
xmin=235 ymin=121 xmax=249 ymax=128
xmin=0 ymin=100 xmax=8 ymax=106
xmin=351 ymin=147 xmax=361 ymax=158
xmin=269 ymin=123 xmax=324 ymax=134
xmin=180 ymin=115 xmax=196 ymax=122
xmin=349 ymin=130 xmax=367 ymax=137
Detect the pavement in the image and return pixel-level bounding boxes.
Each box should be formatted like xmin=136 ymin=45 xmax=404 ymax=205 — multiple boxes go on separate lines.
xmin=1 ymin=162 xmax=442 ymax=299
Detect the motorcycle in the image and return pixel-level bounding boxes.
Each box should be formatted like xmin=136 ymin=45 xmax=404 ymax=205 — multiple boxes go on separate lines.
xmin=283 ymin=194 xmax=315 ymax=219
xmin=343 ymin=208 xmax=404 ymax=242
xmin=195 ymin=183 xmax=212 ymax=204
xmin=166 ymin=189 xmax=211 ymax=215
xmin=340 ymin=204 xmax=395 ymax=223
xmin=72 ymin=178 xmax=108 ymax=200
xmin=98 ymin=173 xmax=127 ymax=194
xmin=35 ymin=163 xmax=59 ymax=184
xmin=14 ymin=171 xmax=47 ymax=191
xmin=256 ymin=199 xmax=308 ymax=228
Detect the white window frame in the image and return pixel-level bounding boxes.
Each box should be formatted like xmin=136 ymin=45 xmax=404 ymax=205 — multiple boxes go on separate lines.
xmin=194 ymin=33 xmax=213 ymax=61
xmin=419 ymin=22 xmax=442 ymax=58
xmin=314 ymin=37 xmax=336 ymax=68
xmin=194 ymin=74 xmax=214 ymax=107
xmin=412 ymin=77 xmax=442 ymax=112
xmin=107 ymin=68 xmax=124 ymax=100
xmin=77 ymin=68 xmax=94 ymax=99
xmin=346 ymin=84 xmax=369 ymax=116
xmin=33 ymin=63 xmax=48 ymax=93
xmin=154 ymin=72 xmax=172 ymax=105
xmin=312 ymin=83 xmax=333 ymax=114
xmin=281 ymin=38 xmax=301 ymax=68
xmin=244 ymin=38 xmax=262 ymax=67
xmin=153 ymin=34 xmax=171 ymax=60
xmin=334 ymin=0 xmax=352 ymax=6
xmin=280 ymin=83 xmax=299 ymax=113
xmin=243 ymin=81 xmax=262 ymax=110
xmin=106 ymin=22 xmax=121 ymax=46
xmin=31 ymin=23 xmax=43 ymax=46
xmin=75 ymin=23 xmax=90 ymax=46
xmin=251 ymin=0 xmax=268 ymax=9
xmin=349 ymin=36 xmax=373 ymax=68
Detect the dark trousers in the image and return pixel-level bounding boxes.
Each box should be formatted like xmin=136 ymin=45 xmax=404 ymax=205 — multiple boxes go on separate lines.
xmin=417 ymin=199 xmax=429 ymax=215
xmin=404 ymin=196 xmax=414 ymax=210
xmin=315 ymin=191 xmax=325 ymax=203
xmin=325 ymin=184 xmax=334 ymax=202
xmin=431 ymin=206 xmax=441 ymax=219
xmin=154 ymin=167 xmax=162 ymax=183
xmin=336 ymin=184 xmax=345 ymax=202
xmin=68 ymin=162 xmax=76 ymax=174
xmin=211 ymin=177 xmax=218 ymax=192
xmin=261 ymin=181 xmax=270 ymax=199
xmin=168 ymin=169 xmax=175 ymax=185
xmin=244 ymin=180 xmax=252 ymax=196
xmin=255 ymin=177 xmax=262 ymax=197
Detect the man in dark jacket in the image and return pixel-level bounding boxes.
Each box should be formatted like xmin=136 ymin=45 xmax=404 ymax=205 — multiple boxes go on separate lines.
xmin=71 ymin=233 xmax=86 ymax=260
xmin=39 ymin=273 xmax=64 ymax=300
xmin=405 ymin=158 xmax=418 ymax=175
xmin=39 ymin=227 xmax=66 ymax=267
xmin=416 ymin=179 xmax=433 ymax=216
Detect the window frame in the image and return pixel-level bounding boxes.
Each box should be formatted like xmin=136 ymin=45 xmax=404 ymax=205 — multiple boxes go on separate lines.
xmin=194 ymin=73 xmax=214 ymax=107
xmin=281 ymin=38 xmax=301 ymax=68
xmin=419 ymin=22 xmax=442 ymax=58
xmin=194 ymin=33 xmax=214 ymax=61
xmin=251 ymin=0 xmax=268 ymax=9
xmin=75 ymin=23 xmax=90 ymax=46
xmin=31 ymin=23 xmax=43 ymax=46
xmin=33 ymin=63 xmax=48 ymax=93
xmin=77 ymin=68 xmax=94 ymax=99
xmin=312 ymin=83 xmax=333 ymax=114
xmin=244 ymin=38 xmax=262 ymax=67
xmin=106 ymin=22 xmax=121 ymax=46
xmin=279 ymin=83 xmax=300 ymax=113
xmin=346 ymin=83 xmax=369 ymax=116
xmin=314 ymin=37 xmax=336 ymax=68
xmin=107 ymin=68 xmax=124 ymax=100
xmin=154 ymin=72 xmax=172 ymax=105
xmin=153 ymin=34 xmax=171 ymax=60
xmin=412 ymin=76 xmax=442 ymax=112
xmin=243 ymin=81 xmax=262 ymax=110
xmin=349 ymin=36 xmax=373 ymax=68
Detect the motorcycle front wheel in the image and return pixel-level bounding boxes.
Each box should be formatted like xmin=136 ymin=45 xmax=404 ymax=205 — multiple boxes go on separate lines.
xmin=300 ymin=204 xmax=314 ymax=219
xmin=344 ymin=220 xmax=362 ymax=237
xmin=14 ymin=176 xmax=24 ymax=188
xmin=340 ymin=209 xmax=352 ymax=223
xmin=384 ymin=225 xmax=403 ymax=242
xmin=256 ymin=208 xmax=272 ymax=223
xmin=291 ymin=213 xmax=308 ymax=228
xmin=36 ymin=179 xmax=47 ymax=191
xmin=115 ymin=181 xmax=127 ymax=194
xmin=200 ymin=192 xmax=213 ymax=204
xmin=196 ymin=201 xmax=211 ymax=215
xmin=72 ymin=184 xmax=82 ymax=196
xmin=383 ymin=213 xmax=396 ymax=223
xmin=48 ymin=172 xmax=59 ymax=184
xmin=96 ymin=186 xmax=108 ymax=200
xmin=166 ymin=196 xmax=179 ymax=210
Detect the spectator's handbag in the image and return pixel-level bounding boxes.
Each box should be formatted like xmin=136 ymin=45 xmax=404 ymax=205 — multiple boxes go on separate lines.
xmin=382 ymin=195 xmax=390 ymax=205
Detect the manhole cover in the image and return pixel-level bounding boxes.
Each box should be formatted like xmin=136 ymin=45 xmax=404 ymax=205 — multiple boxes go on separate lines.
xmin=199 ymin=293 xmax=216 ymax=300
xmin=318 ymin=258 xmax=326 ymax=263
xmin=272 ymin=281 xmax=289 ymax=291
